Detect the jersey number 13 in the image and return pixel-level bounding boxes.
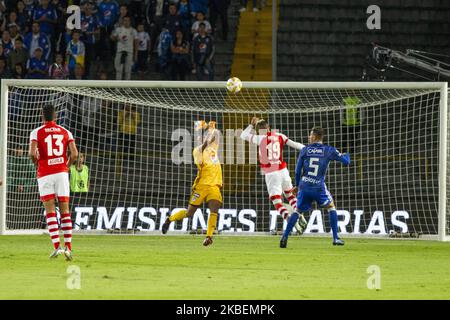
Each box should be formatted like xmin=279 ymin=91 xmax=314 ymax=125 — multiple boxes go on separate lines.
xmin=44 ymin=134 xmax=64 ymax=157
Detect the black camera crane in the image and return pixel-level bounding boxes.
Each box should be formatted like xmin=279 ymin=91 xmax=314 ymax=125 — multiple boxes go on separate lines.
xmin=365 ymin=43 xmax=450 ymax=81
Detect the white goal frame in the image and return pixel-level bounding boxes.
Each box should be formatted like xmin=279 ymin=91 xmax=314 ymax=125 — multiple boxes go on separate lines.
xmin=0 ymin=79 xmax=448 ymax=241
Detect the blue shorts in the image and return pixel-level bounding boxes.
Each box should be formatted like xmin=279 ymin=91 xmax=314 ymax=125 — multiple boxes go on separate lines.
xmin=297 ymin=187 xmax=334 ymax=212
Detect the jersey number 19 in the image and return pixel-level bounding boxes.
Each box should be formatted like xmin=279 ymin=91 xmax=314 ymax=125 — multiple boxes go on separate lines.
xmin=266 ymin=141 xmax=280 ymax=162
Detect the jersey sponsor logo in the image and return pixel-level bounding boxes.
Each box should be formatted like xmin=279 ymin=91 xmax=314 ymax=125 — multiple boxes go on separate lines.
xmin=307 ymin=147 xmax=324 ymax=156
xmin=302 ymin=176 xmax=321 ymax=184
xmin=209 ymin=151 xmax=219 ymax=164
xmin=48 ymin=157 xmax=64 ymax=165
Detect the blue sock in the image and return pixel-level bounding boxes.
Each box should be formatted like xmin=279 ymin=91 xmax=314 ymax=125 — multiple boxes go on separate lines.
xmin=283 ymin=212 xmax=299 ymax=239
xmin=329 ymin=209 xmax=339 ymax=241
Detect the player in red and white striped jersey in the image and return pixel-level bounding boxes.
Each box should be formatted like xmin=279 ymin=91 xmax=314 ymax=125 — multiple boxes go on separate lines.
xmin=240 ymin=117 xmax=308 ymax=233
xmin=29 ymin=105 xmax=78 ymax=260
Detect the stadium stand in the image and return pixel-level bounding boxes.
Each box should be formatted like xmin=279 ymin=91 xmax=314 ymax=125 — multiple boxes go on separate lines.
xmin=0 ymin=0 xmax=240 ymax=81
xmin=231 ymin=0 xmax=274 ymax=81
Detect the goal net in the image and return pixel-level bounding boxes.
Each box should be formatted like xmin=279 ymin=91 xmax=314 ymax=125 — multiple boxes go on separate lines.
xmin=0 ymin=80 xmax=448 ymax=241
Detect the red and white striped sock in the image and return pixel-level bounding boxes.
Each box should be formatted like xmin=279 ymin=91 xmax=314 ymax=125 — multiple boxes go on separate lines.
xmin=46 ymin=212 xmax=60 ymax=249
xmin=61 ymin=213 xmax=72 ymax=251
xmin=270 ymin=195 xmax=289 ymax=219
xmin=284 ymin=188 xmax=298 ymax=211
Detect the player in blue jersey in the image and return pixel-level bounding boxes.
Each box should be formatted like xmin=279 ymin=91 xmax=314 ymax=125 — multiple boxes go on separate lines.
xmin=280 ymin=127 xmax=350 ymax=248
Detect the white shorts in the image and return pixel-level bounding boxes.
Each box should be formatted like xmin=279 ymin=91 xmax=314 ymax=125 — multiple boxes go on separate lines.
xmin=264 ymin=168 xmax=294 ymax=197
xmin=37 ymin=172 xmax=70 ymax=202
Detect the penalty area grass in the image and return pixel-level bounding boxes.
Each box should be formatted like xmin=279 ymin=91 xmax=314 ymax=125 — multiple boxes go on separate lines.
xmin=0 ymin=235 xmax=449 ymax=299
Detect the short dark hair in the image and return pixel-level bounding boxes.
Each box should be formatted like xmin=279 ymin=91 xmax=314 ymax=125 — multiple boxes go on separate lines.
xmin=311 ymin=127 xmax=325 ymax=140
xmin=42 ymin=104 xmax=55 ymax=121
xmin=199 ymin=22 xmax=206 ymax=28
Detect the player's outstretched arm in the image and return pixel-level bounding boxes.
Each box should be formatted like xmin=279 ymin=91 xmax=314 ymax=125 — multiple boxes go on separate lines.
xmin=340 ymin=153 xmax=351 ymax=166
xmin=331 ymin=148 xmax=351 ymax=166
xmin=286 ymin=139 xmax=306 ymax=150
xmin=67 ymin=141 xmax=79 ymax=167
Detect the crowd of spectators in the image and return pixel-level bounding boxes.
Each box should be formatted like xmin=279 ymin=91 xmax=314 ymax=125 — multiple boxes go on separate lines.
xmin=0 ymin=0 xmax=231 ymax=81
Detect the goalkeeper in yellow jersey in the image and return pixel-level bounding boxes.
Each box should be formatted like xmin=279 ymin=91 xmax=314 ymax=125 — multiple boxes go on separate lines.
xmin=162 ymin=120 xmax=222 ymax=247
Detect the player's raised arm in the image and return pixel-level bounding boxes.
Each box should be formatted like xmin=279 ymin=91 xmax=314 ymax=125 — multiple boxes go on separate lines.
xmin=200 ymin=131 xmax=216 ymax=152
xmin=240 ymin=116 xmax=264 ymax=145
xmin=239 ymin=123 xmax=254 ymax=141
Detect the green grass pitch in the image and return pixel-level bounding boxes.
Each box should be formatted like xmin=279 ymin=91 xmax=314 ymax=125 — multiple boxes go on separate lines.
xmin=0 ymin=235 xmax=449 ymax=299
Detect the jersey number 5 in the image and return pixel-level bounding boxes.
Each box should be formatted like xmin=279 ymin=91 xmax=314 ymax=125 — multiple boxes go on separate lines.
xmin=308 ymin=157 xmax=320 ymax=176
xmin=44 ymin=134 xmax=64 ymax=157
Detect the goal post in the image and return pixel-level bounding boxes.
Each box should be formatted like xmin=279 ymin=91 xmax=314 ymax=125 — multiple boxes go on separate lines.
xmin=0 ymin=79 xmax=448 ymax=241
xmin=439 ymin=82 xmax=448 ymax=242
xmin=0 ymin=80 xmax=8 ymax=235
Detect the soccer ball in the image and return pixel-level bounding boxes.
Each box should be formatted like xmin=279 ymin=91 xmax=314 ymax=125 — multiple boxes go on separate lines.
xmin=227 ymin=77 xmax=242 ymax=93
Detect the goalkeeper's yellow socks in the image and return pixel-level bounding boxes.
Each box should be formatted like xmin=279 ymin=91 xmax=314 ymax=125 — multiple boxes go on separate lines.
xmin=206 ymin=212 xmax=218 ymax=237
xmin=169 ymin=209 xmax=187 ymax=222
